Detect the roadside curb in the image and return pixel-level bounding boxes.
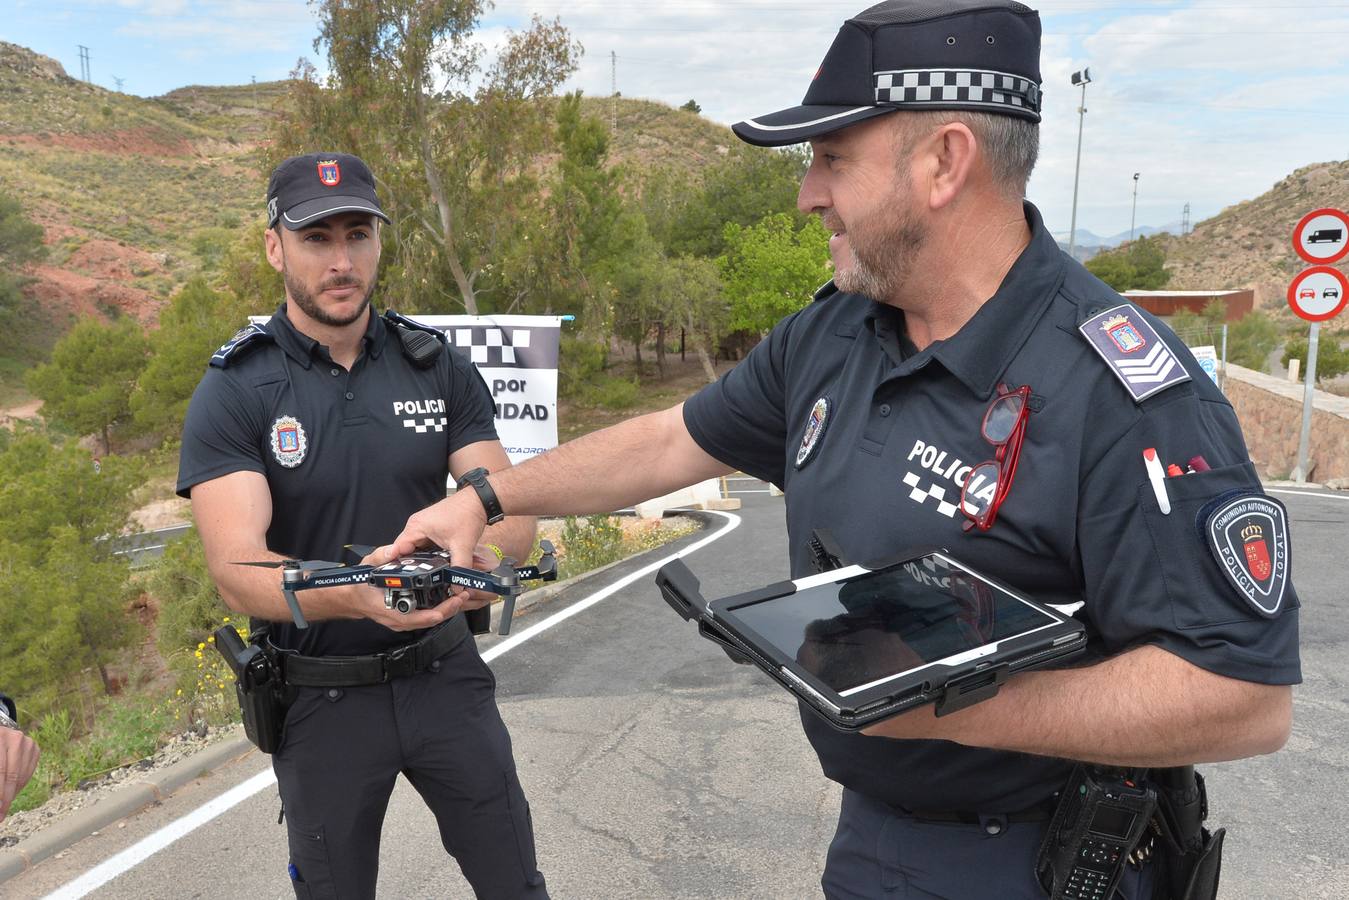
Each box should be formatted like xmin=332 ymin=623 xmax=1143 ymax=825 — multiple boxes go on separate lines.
xmin=0 ymin=734 xmax=256 ymax=883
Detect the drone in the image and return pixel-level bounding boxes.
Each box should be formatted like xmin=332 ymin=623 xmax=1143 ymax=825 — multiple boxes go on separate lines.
xmin=234 ymin=540 xmax=557 ymax=636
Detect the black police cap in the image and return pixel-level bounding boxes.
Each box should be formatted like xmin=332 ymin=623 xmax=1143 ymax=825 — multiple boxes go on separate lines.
xmin=733 ymin=0 xmax=1042 ymax=147
xmin=266 ymin=152 xmax=391 ymax=230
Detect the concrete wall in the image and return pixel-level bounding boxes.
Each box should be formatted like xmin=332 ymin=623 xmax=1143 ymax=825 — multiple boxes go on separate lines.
xmin=1223 ymin=364 xmax=1349 ymax=486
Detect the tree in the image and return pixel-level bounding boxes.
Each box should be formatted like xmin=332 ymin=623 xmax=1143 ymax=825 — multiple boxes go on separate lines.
xmin=0 ymin=434 xmax=140 ymax=708
xmin=26 ymin=317 xmax=150 ymax=454
xmin=1085 ymin=235 xmax=1170 ymax=292
xmin=718 ymin=213 xmax=831 ymax=334
xmin=679 ymin=99 xmax=701 ymax=114
xmin=0 ymin=192 xmax=47 ymax=360
xmin=645 ymin=143 xmax=810 ymax=259
xmin=275 ymin=1 xmax=582 ymax=315
xmin=130 ymin=277 xmax=251 ymax=442
xmin=662 ymin=256 xmax=726 ymax=383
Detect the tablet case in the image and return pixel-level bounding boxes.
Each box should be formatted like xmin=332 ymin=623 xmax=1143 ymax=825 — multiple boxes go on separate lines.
xmin=656 ymin=546 xmax=1087 ymax=732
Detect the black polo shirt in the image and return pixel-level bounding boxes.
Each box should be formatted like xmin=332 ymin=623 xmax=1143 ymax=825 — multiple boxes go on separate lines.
xmin=684 ymin=203 xmax=1301 ymax=814
xmin=177 ymin=304 xmax=498 ymax=657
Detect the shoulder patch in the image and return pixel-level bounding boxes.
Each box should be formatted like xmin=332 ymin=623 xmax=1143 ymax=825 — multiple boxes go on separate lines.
xmin=1204 ymin=493 xmax=1291 ymax=618
xmin=209 ymin=323 xmax=272 ymax=368
xmin=383 ymin=310 xmax=449 ymax=344
xmin=812 ymin=279 xmax=838 ymax=303
xmin=1078 ymin=304 xmax=1190 ymax=402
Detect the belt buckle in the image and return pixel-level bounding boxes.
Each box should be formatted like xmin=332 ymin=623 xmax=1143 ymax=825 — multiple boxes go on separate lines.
xmin=382 ymin=643 xmax=418 ymax=681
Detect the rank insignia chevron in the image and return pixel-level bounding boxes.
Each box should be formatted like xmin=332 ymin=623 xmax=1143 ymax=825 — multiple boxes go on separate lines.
xmin=1079 ymin=304 xmax=1191 ymax=402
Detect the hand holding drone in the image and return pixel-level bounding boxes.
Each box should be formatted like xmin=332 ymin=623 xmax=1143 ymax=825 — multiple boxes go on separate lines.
xmin=234 ymin=540 xmax=557 ymax=635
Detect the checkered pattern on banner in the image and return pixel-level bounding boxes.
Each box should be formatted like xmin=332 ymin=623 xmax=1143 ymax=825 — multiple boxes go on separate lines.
xmin=443 ymin=326 xmax=560 ymax=369
xmin=874 ymin=68 xmax=1040 ymax=114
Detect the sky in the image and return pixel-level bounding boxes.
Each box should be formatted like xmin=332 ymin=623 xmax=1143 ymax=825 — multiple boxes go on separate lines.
xmin=4 ymin=0 xmax=1348 ymax=241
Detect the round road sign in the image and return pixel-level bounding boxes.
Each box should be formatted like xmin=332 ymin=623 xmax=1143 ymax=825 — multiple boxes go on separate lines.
xmin=1293 ymin=207 xmax=1349 ymax=265
xmin=1287 ymin=266 xmax=1349 ymax=322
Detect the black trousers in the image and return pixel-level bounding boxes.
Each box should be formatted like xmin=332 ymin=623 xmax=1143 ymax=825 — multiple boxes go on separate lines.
xmin=822 ymin=789 xmax=1155 ymax=900
xmin=272 ymin=629 xmax=548 ymax=899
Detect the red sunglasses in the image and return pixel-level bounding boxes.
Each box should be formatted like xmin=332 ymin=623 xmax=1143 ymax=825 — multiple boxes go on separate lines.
xmin=961 ymin=384 xmax=1031 ymax=533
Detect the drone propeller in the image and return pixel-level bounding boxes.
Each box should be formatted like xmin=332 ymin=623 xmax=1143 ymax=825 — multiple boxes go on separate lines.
xmin=232 ymin=558 xmax=347 ymax=571
xmin=344 ymin=543 xmax=377 ymax=559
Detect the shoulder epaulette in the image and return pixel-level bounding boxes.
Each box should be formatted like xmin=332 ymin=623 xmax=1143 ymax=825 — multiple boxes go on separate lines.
xmin=1077 ymin=303 xmax=1191 ymax=403
xmin=383 ymin=310 xmax=449 ymax=344
xmin=812 ymin=279 xmax=839 ymax=303
xmin=210 ymin=323 xmax=273 ymax=369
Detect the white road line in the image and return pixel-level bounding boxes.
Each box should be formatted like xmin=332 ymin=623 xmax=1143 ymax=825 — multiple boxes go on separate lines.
xmin=43 ymin=771 xmax=278 ymax=900
xmin=41 ymin=512 xmax=742 ymax=899
xmin=1267 ymin=488 xmax=1349 ymax=502
xmin=483 ymin=511 xmax=740 ymax=661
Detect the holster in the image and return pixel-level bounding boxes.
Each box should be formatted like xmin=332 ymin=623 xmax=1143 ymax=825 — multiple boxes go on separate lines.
xmin=1149 ymin=766 xmax=1225 ymax=900
xmin=215 ymin=624 xmax=294 ymax=754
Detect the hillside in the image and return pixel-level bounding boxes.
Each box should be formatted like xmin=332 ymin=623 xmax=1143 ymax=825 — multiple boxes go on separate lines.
xmin=0 ymin=40 xmax=734 ymax=342
xmin=1162 ymin=159 xmax=1349 ymax=308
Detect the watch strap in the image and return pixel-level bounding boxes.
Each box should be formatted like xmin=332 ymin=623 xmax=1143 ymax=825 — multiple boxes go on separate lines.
xmin=457 ymin=467 xmax=505 ymax=525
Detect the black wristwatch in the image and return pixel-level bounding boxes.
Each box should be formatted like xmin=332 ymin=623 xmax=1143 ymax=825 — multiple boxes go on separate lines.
xmin=456 ymin=467 xmax=505 ymax=525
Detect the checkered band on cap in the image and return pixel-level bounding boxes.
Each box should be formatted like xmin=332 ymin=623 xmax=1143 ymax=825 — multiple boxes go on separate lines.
xmin=874 ymin=68 xmax=1040 ymax=114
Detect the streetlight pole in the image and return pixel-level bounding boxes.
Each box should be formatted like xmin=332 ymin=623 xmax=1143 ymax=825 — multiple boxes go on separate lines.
xmin=1067 ymin=68 xmax=1092 ymax=258
xmin=1130 ymin=172 xmax=1140 ymax=244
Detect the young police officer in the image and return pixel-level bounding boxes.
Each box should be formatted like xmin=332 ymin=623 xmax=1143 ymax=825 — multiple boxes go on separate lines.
xmin=390 ymin=2 xmax=1300 ymax=897
xmin=178 ymin=153 xmax=548 ymax=899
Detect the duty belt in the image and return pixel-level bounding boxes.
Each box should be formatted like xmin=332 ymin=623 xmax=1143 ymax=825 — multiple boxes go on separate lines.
xmin=270 ymin=615 xmax=469 ymax=688
xmin=906 ymin=797 xmax=1057 ymax=825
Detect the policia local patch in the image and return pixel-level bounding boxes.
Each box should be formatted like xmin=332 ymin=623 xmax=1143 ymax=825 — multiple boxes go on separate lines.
xmin=1205 ymin=494 xmax=1290 ymax=618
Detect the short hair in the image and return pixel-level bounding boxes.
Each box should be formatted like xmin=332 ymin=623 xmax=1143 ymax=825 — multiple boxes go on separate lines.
xmin=896 ymin=110 xmax=1039 ymax=199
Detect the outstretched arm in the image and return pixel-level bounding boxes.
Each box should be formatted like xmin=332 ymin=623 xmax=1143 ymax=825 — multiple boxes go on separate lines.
xmin=393 ymin=403 xmax=732 ymax=580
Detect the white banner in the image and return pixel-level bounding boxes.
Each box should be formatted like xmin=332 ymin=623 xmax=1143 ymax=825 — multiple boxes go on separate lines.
xmin=416 ymin=315 xmax=565 ymax=464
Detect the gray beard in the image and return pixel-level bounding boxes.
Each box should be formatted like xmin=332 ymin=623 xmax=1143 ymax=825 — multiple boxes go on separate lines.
xmin=834 ymin=210 xmax=927 ymax=302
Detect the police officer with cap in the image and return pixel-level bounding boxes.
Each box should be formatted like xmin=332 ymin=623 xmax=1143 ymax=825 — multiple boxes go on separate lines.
xmin=391 ymin=2 xmax=1300 ymax=896
xmin=178 ymin=152 xmax=548 ymax=898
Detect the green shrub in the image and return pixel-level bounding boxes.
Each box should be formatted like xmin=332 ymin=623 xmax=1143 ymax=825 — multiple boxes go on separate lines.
xmin=1283 ymin=336 xmax=1349 ymax=382
xmin=576 ymin=374 xmax=639 ymax=410
xmin=558 ymin=336 xmax=608 ymax=398
xmin=558 ymin=515 xmax=626 ymax=580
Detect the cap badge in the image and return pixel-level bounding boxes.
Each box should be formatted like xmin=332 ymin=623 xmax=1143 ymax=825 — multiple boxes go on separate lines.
xmin=271 ymin=415 xmax=308 ymax=468
xmin=317 ymin=159 xmax=341 ymax=187
xmin=796 ymin=396 xmax=831 ymax=468
xmin=1205 ymin=493 xmax=1291 ymax=618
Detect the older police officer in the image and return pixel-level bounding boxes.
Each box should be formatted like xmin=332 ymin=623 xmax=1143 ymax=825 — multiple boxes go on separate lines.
xmin=392 ymin=2 xmax=1299 ymax=897
xmin=179 ymin=153 xmax=548 ymax=898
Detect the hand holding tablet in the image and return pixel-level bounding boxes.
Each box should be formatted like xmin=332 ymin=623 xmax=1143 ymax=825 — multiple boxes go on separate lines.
xmin=658 ymin=547 xmax=1086 ymax=731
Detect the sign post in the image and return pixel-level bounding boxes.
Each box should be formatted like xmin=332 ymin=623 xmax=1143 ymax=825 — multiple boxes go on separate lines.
xmin=1288 ymin=211 xmax=1349 ymax=482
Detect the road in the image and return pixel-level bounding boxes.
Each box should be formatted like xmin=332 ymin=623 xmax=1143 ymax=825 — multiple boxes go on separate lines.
xmin=6 ymin=480 xmax=1346 ymax=899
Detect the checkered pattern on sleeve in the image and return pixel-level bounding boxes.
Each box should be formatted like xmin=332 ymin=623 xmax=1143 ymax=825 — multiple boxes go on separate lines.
xmin=874 ymin=68 xmax=1041 ymax=115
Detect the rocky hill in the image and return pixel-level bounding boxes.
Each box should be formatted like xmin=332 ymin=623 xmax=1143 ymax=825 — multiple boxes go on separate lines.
xmin=0 ymin=40 xmax=734 ymax=336
xmin=1162 ymin=159 xmax=1349 ymax=309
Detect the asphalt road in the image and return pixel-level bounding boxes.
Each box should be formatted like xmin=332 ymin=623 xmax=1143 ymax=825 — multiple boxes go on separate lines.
xmin=6 ymin=480 xmax=1346 ymax=899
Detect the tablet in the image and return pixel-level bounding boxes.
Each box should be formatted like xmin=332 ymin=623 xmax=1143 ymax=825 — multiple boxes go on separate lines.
xmin=656 ymin=547 xmax=1086 ymax=731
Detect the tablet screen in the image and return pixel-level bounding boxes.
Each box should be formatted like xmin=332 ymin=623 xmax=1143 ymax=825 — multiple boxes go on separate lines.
xmin=722 ymin=554 xmax=1061 ymax=696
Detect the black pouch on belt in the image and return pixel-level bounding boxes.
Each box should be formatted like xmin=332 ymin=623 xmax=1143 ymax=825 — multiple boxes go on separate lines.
xmin=214 ymin=624 xmax=292 ymax=754
xmin=1148 ymin=766 xmax=1225 ymax=900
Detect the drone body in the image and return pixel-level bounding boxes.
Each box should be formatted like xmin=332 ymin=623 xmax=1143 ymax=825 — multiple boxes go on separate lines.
xmin=235 ymin=541 xmax=557 ymax=635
